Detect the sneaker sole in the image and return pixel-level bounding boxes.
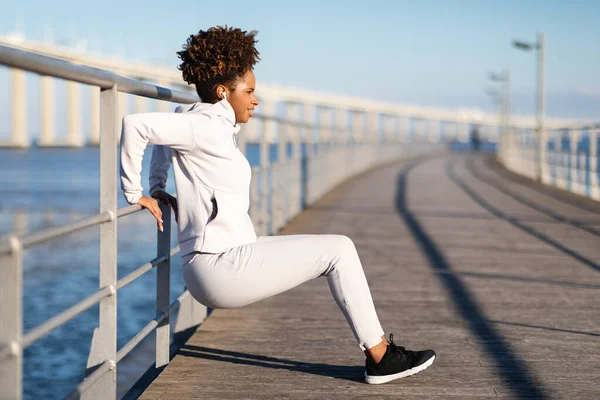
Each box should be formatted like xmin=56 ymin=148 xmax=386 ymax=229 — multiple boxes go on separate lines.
xmin=365 ymin=354 xmax=436 ymax=384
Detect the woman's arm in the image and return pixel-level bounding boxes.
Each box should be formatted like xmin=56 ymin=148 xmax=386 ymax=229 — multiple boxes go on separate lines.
xmin=120 ymin=112 xmax=200 ymax=205
xmin=149 ymin=145 xmax=172 ymax=197
xmin=149 ymin=145 xmax=179 ymax=223
xmin=148 ymin=105 xmax=183 ymax=198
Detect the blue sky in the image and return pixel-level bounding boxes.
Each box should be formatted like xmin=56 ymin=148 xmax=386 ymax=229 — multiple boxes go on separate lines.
xmin=1 ymin=0 xmax=599 ymax=129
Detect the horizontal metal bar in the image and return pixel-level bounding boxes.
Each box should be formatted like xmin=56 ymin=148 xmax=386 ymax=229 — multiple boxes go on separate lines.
xmin=259 ymin=114 xmax=317 ymax=129
xmin=65 ymin=359 xmax=114 ymax=400
xmin=0 ymin=44 xmax=198 ymax=104
xmin=117 ymin=203 xmax=143 ymax=218
xmin=553 ymin=122 xmax=599 ymax=131
xmin=117 ymin=191 xmax=180 ymax=219
xmin=22 ymin=285 xmax=114 ymax=348
xmin=115 ymin=287 xmax=187 ymax=363
xmin=116 ymin=312 xmax=167 ymax=363
xmin=116 ymin=254 xmax=168 ymax=290
xmin=116 ymin=244 xmax=180 ymax=290
xmin=0 ymin=211 xmax=114 ymax=253
xmin=114 ymin=245 xmax=184 ymax=361
xmin=169 ymin=290 xmax=191 ymax=314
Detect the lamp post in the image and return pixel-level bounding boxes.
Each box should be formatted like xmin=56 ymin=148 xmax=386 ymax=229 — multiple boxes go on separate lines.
xmin=489 ymin=71 xmax=511 ymax=158
xmin=513 ymin=32 xmax=545 ymax=182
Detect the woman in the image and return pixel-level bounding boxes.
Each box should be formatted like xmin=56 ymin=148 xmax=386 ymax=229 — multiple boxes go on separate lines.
xmin=120 ymin=26 xmax=435 ymax=384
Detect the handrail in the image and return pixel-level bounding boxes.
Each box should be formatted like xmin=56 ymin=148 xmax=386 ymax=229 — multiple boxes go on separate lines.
xmin=117 ymin=255 xmax=169 ymax=290
xmin=0 ymin=43 xmax=198 ymax=103
xmin=22 ymin=286 xmax=116 ymax=349
xmin=115 ymin=287 xmax=190 ymax=364
xmin=0 ymin=43 xmax=202 ymax=400
xmin=0 ymin=200 xmax=171 ymax=255
xmin=117 ymin=203 xmax=144 ymax=218
xmin=116 ymin=312 xmax=167 ymax=363
xmin=552 ymin=122 xmax=600 ymax=131
xmin=0 ymin=211 xmax=113 ymax=254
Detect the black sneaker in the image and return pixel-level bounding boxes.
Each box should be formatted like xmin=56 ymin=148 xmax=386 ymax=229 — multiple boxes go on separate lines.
xmin=365 ymin=334 xmax=436 ymax=384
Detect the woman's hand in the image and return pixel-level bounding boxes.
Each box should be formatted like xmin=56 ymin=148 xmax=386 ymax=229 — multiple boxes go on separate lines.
xmin=137 ymin=195 xmax=164 ymax=232
xmin=151 ymin=191 xmax=179 ymax=223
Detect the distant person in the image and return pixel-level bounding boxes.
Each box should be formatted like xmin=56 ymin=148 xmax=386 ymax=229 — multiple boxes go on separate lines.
xmin=119 ymin=26 xmax=435 ymax=384
xmin=470 ymin=124 xmax=481 ymax=151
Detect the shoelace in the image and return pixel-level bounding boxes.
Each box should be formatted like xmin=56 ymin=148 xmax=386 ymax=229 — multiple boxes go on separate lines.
xmin=388 ymin=334 xmax=414 ymax=364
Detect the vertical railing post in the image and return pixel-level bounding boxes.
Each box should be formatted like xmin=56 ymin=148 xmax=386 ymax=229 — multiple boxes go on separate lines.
xmin=528 ymin=127 xmax=535 ymax=176
xmin=393 ymin=115 xmax=400 ymax=146
xmin=428 ymin=118 xmax=439 ymax=144
xmin=242 ymin=112 xmax=260 ymax=229
xmin=401 ymin=116 xmax=410 ymax=143
xmin=303 ymin=104 xmax=316 ymax=206
xmin=259 ymin=119 xmax=269 ymax=236
xmin=350 ymin=110 xmax=361 ymax=175
xmin=380 ymin=114 xmax=388 ymax=160
xmin=500 ymin=122 xmax=507 ymax=165
xmin=392 ymin=115 xmax=401 ymax=157
xmin=260 ymin=98 xmax=277 ymax=235
xmin=460 ymin=122 xmax=469 ymax=144
xmin=414 ymin=118 xmax=422 ymax=142
xmin=590 ymin=128 xmax=599 ymax=200
xmin=284 ymin=102 xmax=301 ymax=216
xmin=156 ymin=203 xmax=171 ymax=367
xmin=569 ymin=128 xmax=577 ymax=193
xmin=367 ymin=111 xmax=378 ymax=168
xmin=334 ymin=107 xmax=347 ymax=187
xmin=276 ymin=110 xmax=288 ymax=232
xmin=84 ymin=84 xmax=118 ymax=400
xmin=562 ymin=130 xmax=569 ymax=189
xmin=420 ymin=118 xmax=427 ymax=143
xmin=553 ymin=130 xmax=563 ymax=189
xmin=117 ymin=92 xmax=128 ymax=144
xmin=385 ymin=115 xmax=393 ymax=158
xmin=0 ymin=236 xmax=24 ymax=400
xmin=318 ymin=107 xmax=330 ymax=198
xmin=453 ymin=121 xmax=459 ymax=144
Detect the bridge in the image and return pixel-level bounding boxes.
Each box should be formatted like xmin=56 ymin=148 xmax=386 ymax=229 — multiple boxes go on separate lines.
xmin=0 ymin=38 xmax=599 ymax=400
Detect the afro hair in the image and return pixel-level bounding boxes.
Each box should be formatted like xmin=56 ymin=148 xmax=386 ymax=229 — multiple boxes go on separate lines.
xmin=177 ymin=26 xmax=260 ymax=103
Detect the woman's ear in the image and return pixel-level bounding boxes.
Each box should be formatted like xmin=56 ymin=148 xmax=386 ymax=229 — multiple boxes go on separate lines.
xmin=216 ymin=85 xmax=227 ymax=100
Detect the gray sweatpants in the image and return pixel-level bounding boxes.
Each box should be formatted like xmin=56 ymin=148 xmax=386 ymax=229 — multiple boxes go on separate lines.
xmin=182 ymin=234 xmax=385 ymax=350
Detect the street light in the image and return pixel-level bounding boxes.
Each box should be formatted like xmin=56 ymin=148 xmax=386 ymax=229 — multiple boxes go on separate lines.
xmin=513 ymin=41 xmax=534 ymax=51
xmin=487 ymin=71 xmax=511 ymax=154
xmin=513 ymin=33 xmax=545 ymax=182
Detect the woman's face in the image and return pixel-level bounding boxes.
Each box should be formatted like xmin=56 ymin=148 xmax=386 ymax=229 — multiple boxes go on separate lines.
xmin=224 ymin=70 xmax=259 ymax=124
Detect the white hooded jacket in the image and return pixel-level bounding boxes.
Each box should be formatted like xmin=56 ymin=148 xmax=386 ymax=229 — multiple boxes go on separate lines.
xmin=119 ymin=98 xmax=257 ymax=256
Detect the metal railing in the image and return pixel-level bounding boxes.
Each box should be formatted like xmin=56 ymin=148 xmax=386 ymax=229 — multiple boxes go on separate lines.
xmin=0 ymin=44 xmax=206 ymax=400
xmin=0 ymin=43 xmax=448 ymax=399
xmin=497 ymin=123 xmax=600 ymax=200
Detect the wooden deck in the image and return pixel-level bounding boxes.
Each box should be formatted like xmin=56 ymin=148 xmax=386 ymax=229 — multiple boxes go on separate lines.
xmin=139 ymin=153 xmax=600 ymax=399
